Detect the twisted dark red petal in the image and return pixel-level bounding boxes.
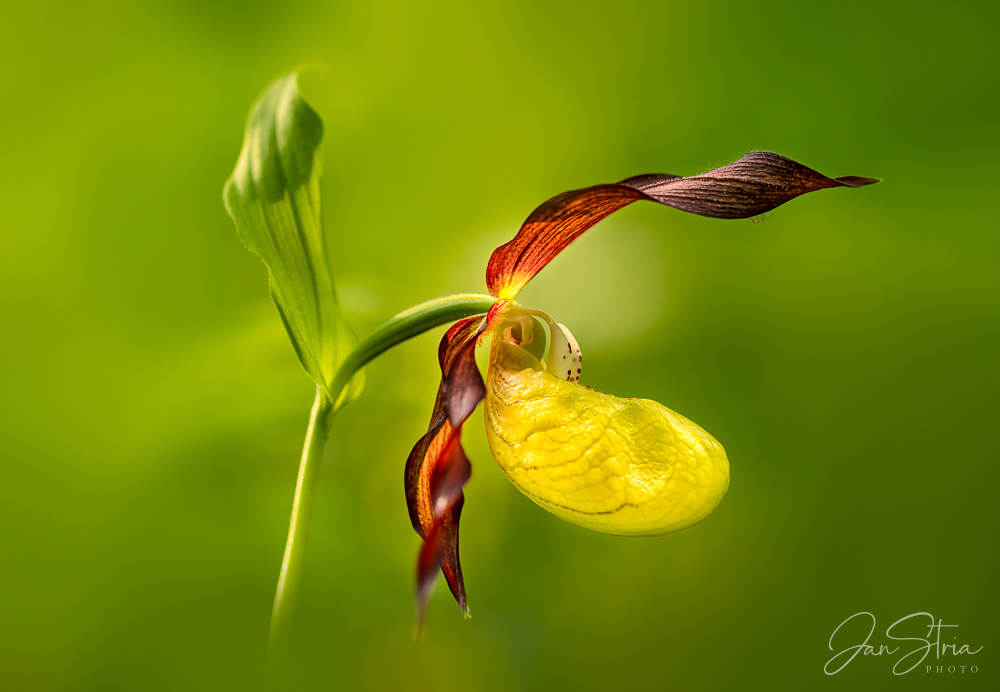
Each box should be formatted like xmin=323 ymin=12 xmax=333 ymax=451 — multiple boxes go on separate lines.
xmin=486 ymin=151 xmax=878 ymax=298
xmin=404 ymin=314 xmax=488 ymax=628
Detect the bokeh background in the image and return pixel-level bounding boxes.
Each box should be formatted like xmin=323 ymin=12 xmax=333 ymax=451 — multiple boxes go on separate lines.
xmin=2 ymin=0 xmax=997 ymax=689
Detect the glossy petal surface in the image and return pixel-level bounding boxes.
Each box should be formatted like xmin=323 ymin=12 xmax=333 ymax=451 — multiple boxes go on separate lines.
xmin=404 ymin=315 xmax=486 ymax=625
xmin=485 ymin=338 xmax=729 ymax=536
xmin=487 ymin=151 xmax=878 ymax=299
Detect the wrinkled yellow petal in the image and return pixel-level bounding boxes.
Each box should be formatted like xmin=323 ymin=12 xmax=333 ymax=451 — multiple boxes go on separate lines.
xmin=485 ymin=338 xmax=729 ymax=536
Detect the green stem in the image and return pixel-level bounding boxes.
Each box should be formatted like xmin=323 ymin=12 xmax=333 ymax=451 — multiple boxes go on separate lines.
xmin=329 ymin=293 xmax=497 ymax=398
xmin=268 ymin=385 xmax=332 ymax=658
xmin=267 ymin=293 xmax=495 ymax=659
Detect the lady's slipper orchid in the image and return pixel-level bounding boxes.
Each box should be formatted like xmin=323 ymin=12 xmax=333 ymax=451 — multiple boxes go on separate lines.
xmin=406 ymin=151 xmax=878 ymax=625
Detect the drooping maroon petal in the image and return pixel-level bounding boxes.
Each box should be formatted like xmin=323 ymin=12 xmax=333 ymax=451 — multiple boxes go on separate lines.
xmin=403 ymin=313 xmax=489 ymax=628
xmin=486 ymin=151 xmax=878 ymax=299
xmin=415 ymin=490 xmax=467 ymax=625
xmin=404 ymin=316 xmax=483 ymax=535
xmin=442 ymin=336 xmax=486 ymax=426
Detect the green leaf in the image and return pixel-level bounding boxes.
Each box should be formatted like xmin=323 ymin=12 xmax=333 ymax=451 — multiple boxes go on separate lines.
xmin=224 ymin=71 xmax=359 ymax=405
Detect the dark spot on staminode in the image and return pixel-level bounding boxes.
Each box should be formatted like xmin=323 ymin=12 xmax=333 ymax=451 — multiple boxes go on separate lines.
xmin=567 ymin=369 xmax=571 ymax=377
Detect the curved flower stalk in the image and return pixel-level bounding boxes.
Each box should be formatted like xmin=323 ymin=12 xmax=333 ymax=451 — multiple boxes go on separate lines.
xmin=225 ymin=73 xmax=499 ymax=655
xmin=408 ymin=151 xmax=879 ymax=627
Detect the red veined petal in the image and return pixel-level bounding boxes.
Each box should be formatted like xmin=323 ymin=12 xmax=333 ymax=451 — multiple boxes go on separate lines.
xmin=442 ymin=334 xmax=486 ymax=426
xmin=486 ymin=185 xmax=647 ymax=300
xmin=405 ymin=315 xmax=484 ymax=535
xmin=403 ymin=313 xmax=490 ymax=628
xmin=486 ymin=151 xmax=878 ymax=299
xmin=626 ymin=150 xmax=879 ymax=219
xmin=415 ymin=491 xmax=466 ymax=630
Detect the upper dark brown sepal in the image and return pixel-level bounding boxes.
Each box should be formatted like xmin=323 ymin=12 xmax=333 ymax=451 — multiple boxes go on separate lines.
xmin=486 ymin=151 xmax=878 ymax=298
xmin=626 ymin=151 xmax=879 ymax=220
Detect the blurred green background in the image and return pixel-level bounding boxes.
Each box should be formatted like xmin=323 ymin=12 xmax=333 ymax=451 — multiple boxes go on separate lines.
xmin=2 ymin=0 xmax=997 ymax=689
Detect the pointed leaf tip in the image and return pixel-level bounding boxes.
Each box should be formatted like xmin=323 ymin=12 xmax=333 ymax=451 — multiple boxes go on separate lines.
xmin=224 ymin=72 xmax=357 ymax=403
